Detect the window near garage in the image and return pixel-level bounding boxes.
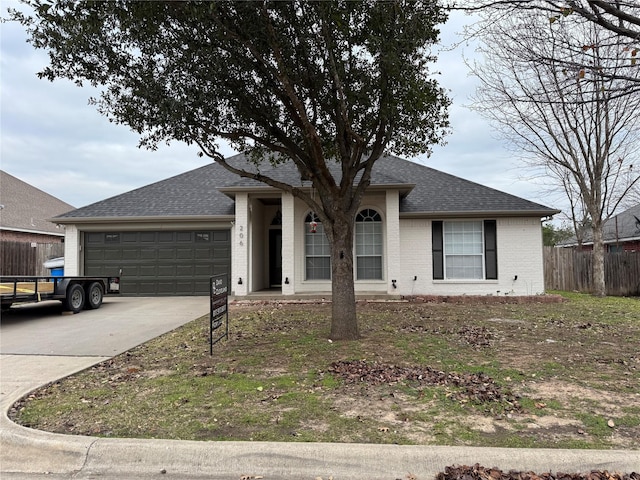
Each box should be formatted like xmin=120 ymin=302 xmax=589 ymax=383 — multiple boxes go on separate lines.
xmin=195 ymin=232 xmax=211 ymax=242
xmin=432 ymin=220 xmax=497 ymax=280
xmin=355 ymin=209 xmax=383 ymax=280
xmin=305 ymin=212 xmax=331 ymax=280
xmin=105 ymin=233 xmax=120 ymax=243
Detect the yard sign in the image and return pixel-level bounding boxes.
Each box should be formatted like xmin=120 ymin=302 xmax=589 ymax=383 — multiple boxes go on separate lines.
xmin=209 ymin=273 xmax=229 ymax=354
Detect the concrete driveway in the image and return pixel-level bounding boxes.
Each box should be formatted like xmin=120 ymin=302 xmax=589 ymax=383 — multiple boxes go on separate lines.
xmin=0 ymin=296 xmax=210 ymax=357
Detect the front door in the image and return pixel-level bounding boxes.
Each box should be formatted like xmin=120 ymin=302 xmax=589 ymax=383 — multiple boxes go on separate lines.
xmin=269 ymin=229 xmax=282 ymax=288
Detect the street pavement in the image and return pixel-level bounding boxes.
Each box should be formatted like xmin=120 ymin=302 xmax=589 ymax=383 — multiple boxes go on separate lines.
xmin=1 ymin=297 xmax=638 ymax=479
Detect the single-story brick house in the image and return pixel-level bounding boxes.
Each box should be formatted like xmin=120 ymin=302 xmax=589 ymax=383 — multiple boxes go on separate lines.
xmin=53 ymin=154 xmax=559 ymax=297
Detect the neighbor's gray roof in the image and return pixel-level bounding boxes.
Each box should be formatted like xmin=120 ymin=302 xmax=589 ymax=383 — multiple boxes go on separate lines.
xmin=0 ymin=170 xmax=75 ymax=235
xmin=55 ymin=153 xmax=558 ymax=222
xmin=562 ymin=204 xmax=640 ymax=246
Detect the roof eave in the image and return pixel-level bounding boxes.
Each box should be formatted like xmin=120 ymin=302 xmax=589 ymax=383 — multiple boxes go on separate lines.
xmin=400 ymin=209 xmax=560 ymax=219
xmin=0 ymin=226 xmax=65 ymax=236
xmin=51 ymin=215 xmax=236 ymax=225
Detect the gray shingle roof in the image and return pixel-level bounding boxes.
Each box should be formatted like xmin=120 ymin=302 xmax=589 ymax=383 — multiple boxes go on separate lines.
xmin=0 ymin=170 xmax=75 ymax=235
xmin=563 ymin=204 xmax=640 ymax=245
xmin=55 ymin=153 xmax=558 ymax=221
xmin=604 ymin=204 xmax=640 ymax=242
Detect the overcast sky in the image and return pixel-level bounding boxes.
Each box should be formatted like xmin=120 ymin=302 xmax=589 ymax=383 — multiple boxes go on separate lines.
xmin=0 ymin=4 xmax=563 ymax=218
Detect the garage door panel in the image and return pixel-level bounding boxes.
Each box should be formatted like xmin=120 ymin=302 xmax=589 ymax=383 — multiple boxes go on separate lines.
xmin=212 ymin=265 xmax=228 ymax=275
xmin=176 ymin=264 xmax=194 ymax=276
xmin=194 ymin=264 xmax=212 ymax=276
xmin=84 ymin=229 xmax=230 ymax=296
xmin=139 ymin=248 xmax=156 ymax=260
xmin=139 ymin=265 xmax=157 ymax=277
xmin=85 ymin=249 xmax=104 ymax=261
xmin=213 ymin=231 xmax=230 ymax=242
xmin=104 ymin=250 xmax=121 ymax=261
xmin=176 ymin=281 xmax=195 ymax=294
xmin=137 ymin=281 xmax=159 ymax=295
xmin=122 ymin=248 xmax=139 ymax=260
xmin=157 ymin=248 xmax=176 ymax=260
xmin=157 ymin=265 xmax=176 ymax=276
xmin=156 ymin=281 xmax=177 ymax=294
xmin=140 ymin=232 xmax=156 ymax=242
xmin=122 ymin=232 xmax=138 ymax=243
xmin=176 ymin=248 xmax=193 ymax=259
xmin=194 ymin=248 xmax=212 ymax=259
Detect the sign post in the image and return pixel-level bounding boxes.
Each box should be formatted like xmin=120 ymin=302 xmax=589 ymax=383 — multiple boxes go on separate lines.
xmin=209 ymin=273 xmax=229 ymax=355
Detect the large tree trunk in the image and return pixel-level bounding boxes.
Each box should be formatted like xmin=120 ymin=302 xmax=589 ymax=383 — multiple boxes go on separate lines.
xmin=328 ymin=216 xmax=359 ymax=341
xmin=591 ymin=223 xmax=606 ymax=297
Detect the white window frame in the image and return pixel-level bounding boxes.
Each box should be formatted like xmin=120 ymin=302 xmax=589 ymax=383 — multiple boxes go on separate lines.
xmin=304 ymin=212 xmax=331 ymax=280
xmin=355 ymin=209 xmax=383 ymax=280
xmin=443 ymin=220 xmax=485 ymax=280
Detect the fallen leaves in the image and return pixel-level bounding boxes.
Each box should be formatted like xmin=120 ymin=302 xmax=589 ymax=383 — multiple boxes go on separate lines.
xmin=436 ymin=464 xmax=639 ymax=480
xmin=327 ymin=360 xmax=522 ymax=411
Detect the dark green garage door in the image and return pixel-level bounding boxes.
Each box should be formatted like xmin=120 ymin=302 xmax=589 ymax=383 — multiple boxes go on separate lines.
xmin=84 ymin=230 xmax=230 ymax=295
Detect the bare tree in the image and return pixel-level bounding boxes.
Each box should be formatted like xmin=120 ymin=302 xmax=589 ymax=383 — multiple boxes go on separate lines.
xmin=456 ymin=1 xmax=640 ymax=94
xmin=457 ymin=1 xmax=640 ymax=41
xmin=469 ymin=9 xmax=640 ymax=296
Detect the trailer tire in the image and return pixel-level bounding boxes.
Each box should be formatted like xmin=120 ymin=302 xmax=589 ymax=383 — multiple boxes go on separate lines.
xmin=85 ymin=282 xmax=104 ymax=310
xmin=64 ymin=284 xmax=85 ymax=313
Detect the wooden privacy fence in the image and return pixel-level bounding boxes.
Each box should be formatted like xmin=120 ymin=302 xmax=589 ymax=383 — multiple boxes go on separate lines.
xmin=0 ymin=241 xmax=65 ymax=276
xmin=544 ymin=246 xmax=640 ymax=296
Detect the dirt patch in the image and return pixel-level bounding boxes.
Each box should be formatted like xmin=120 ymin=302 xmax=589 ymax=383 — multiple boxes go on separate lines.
xmin=526 ymin=380 xmax=640 ymax=418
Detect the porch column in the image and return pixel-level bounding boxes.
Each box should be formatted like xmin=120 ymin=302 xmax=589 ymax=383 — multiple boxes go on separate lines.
xmin=281 ymin=192 xmax=295 ymax=295
xmin=233 ymin=192 xmax=250 ymax=296
xmin=386 ymin=190 xmax=401 ymax=294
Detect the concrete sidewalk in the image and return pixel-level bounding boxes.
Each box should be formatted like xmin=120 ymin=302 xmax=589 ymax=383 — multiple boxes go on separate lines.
xmin=1 ymin=299 xmax=638 ymax=479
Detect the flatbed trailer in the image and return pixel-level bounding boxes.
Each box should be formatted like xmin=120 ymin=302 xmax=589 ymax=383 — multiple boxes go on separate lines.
xmin=0 ymin=275 xmax=120 ymax=313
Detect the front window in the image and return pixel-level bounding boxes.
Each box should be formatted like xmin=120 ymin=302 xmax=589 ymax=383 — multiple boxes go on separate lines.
xmin=444 ymin=221 xmax=484 ymax=279
xmin=355 ymin=209 xmax=383 ymax=280
xmin=305 ymin=212 xmax=331 ymax=280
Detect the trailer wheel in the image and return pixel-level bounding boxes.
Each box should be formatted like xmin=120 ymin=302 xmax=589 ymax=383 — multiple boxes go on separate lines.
xmin=85 ymin=282 xmax=104 ymax=310
xmin=64 ymin=284 xmax=85 ymax=313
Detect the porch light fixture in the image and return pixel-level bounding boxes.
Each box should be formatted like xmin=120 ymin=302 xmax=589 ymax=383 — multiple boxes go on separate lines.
xmin=284 ymin=277 xmax=289 ymax=284
xmin=238 ymin=277 xmax=243 ymax=285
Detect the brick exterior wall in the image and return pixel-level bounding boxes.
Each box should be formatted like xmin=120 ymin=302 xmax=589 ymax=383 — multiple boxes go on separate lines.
xmin=0 ymin=230 xmax=63 ymax=243
xmin=578 ymin=239 xmax=640 ymax=252
xmin=398 ymin=217 xmax=546 ymax=296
